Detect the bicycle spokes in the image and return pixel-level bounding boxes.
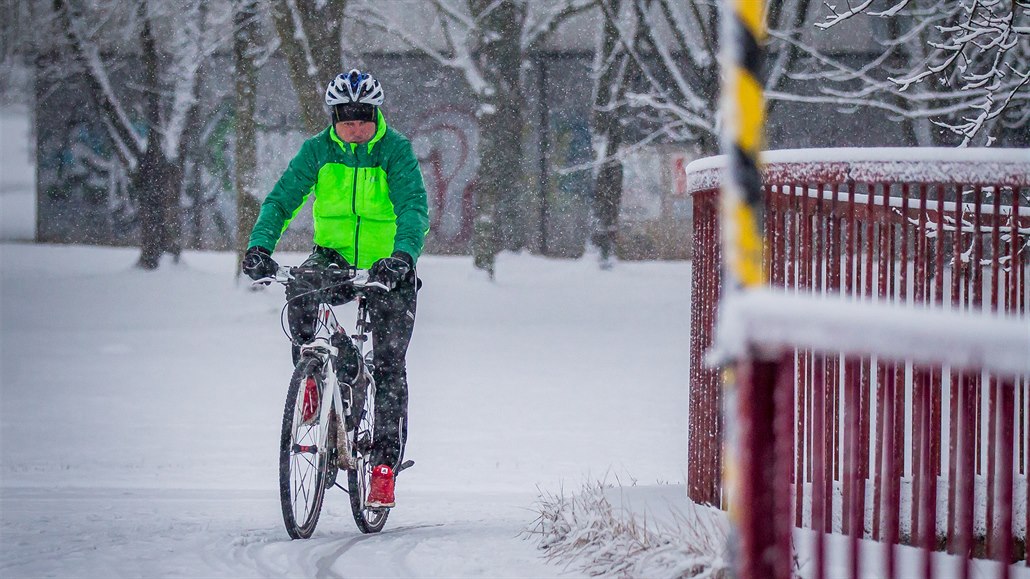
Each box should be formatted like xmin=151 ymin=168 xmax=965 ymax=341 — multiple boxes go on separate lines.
xmin=280 ymin=358 xmax=333 ymax=539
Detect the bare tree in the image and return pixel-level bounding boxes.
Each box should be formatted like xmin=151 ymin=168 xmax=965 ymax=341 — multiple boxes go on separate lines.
xmin=589 ymin=0 xmax=640 ymax=268
xmin=267 ymin=0 xmax=350 ymax=135
xmin=581 ymin=0 xmax=813 ymax=267
xmin=53 ymin=0 xmax=228 ymax=268
xmin=589 ymin=0 xmax=720 ymax=154
xmin=590 ymin=0 xmax=812 ymax=149
xmin=783 ymin=0 xmax=1030 ymax=147
xmin=234 ymin=0 xmax=263 ymax=278
xmin=349 ymin=0 xmax=594 ymax=278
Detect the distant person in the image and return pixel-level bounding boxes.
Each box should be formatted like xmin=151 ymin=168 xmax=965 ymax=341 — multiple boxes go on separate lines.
xmin=242 ymin=69 xmax=429 ymax=509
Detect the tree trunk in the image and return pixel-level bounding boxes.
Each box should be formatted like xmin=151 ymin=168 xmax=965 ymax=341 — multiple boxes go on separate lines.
xmin=469 ymin=0 xmax=525 ymax=277
xmin=136 ymin=4 xmax=178 ymax=269
xmin=271 ymin=0 xmax=347 ymax=135
xmin=162 ymin=160 xmax=184 ymax=261
xmin=471 ymin=104 xmax=505 ymax=277
xmin=234 ymin=0 xmax=262 ymax=278
xmin=135 ymin=147 xmax=180 ymax=269
xmin=593 ymin=150 xmax=623 ymax=265
xmin=590 ymin=0 xmax=625 ymax=266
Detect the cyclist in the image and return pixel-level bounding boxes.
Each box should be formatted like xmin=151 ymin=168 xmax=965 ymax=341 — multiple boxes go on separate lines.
xmin=242 ymin=69 xmax=429 ymax=509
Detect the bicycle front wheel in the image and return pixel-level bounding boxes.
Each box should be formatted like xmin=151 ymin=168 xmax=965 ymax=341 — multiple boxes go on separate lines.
xmin=347 ymin=374 xmax=389 ymax=533
xmin=279 ymin=356 xmax=333 ymax=539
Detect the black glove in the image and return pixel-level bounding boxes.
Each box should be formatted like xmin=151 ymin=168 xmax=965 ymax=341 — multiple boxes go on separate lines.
xmin=242 ymin=246 xmax=278 ymax=281
xmin=369 ymin=251 xmax=413 ymax=290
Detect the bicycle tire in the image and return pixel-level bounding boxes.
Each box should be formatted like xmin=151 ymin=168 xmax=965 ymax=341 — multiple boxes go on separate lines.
xmin=279 ymin=356 xmax=333 ymax=539
xmin=347 ymin=373 xmax=389 ymax=533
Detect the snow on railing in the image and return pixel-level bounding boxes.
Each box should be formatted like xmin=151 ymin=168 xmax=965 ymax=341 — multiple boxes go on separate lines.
xmin=686 ymin=148 xmax=1030 ymax=192
xmin=710 ymin=289 xmax=1030 ymax=379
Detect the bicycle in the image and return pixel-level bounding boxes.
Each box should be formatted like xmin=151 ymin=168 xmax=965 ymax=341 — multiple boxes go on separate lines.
xmin=257 ymin=265 xmax=412 ymax=538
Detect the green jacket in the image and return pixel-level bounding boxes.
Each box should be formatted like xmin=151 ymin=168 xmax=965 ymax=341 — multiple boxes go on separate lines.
xmin=248 ymin=110 xmax=429 ymax=268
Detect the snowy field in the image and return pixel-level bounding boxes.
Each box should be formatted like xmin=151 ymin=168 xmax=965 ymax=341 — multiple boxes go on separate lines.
xmin=0 ymin=243 xmax=692 ymax=577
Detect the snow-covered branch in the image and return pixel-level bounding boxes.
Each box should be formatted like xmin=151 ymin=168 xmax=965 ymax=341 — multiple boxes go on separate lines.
xmin=587 ymin=0 xmax=727 ymax=154
xmin=522 ymin=0 xmax=596 ymax=51
xmin=800 ymin=0 xmax=1030 ymax=145
xmin=348 ymin=1 xmax=491 ymax=95
xmin=155 ymin=0 xmax=204 ymax=160
xmin=58 ymin=0 xmax=148 ymax=159
xmin=815 ymin=0 xmax=878 ymax=29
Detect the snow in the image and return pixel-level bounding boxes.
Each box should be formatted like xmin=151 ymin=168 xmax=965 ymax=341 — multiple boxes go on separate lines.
xmin=532 ymin=482 xmax=1030 ymax=578
xmin=685 ymin=147 xmax=1030 ymax=193
xmin=711 ymin=287 xmax=1030 ymax=377
xmin=530 ymin=482 xmax=731 ymax=577
xmin=0 ymin=244 xmax=691 ymax=577
xmin=795 ymin=477 xmax=1028 ymax=550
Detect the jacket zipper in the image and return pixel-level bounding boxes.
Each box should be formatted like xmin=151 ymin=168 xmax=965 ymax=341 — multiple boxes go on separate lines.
xmin=352 ymin=164 xmax=360 ymax=266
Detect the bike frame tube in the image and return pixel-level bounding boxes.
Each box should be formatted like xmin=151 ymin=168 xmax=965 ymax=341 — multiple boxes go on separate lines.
xmin=298 ymin=285 xmax=379 ymax=458
xmin=304 ymin=304 xmax=346 ymax=454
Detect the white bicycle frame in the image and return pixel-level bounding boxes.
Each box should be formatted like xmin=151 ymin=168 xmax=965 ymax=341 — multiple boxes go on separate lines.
xmin=299 ymin=319 xmax=349 ymax=452
xmin=266 ymin=268 xmax=387 ymax=461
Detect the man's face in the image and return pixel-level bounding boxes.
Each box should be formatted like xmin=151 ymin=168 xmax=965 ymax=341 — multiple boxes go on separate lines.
xmin=335 ymin=120 xmax=377 ymax=144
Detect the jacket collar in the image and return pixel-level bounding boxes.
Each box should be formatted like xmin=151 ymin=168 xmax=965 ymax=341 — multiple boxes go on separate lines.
xmin=329 ymin=108 xmax=388 ymax=154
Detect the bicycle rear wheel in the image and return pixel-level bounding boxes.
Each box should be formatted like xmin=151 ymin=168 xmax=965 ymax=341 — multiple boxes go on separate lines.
xmin=279 ymin=356 xmax=333 ymax=539
xmin=347 ymin=374 xmax=389 ymax=533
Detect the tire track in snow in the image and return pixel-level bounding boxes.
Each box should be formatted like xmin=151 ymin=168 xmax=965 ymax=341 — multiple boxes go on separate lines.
xmin=313 ymin=524 xmax=447 ymax=577
xmin=222 ymin=522 xmax=447 ymax=578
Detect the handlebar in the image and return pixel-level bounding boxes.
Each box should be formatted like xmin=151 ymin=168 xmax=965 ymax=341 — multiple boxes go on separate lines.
xmin=252 ymin=266 xmax=390 ymax=293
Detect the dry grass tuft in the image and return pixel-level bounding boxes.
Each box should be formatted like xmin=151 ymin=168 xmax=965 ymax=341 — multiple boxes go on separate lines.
xmin=524 ymin=479 xmax=732 ymax=578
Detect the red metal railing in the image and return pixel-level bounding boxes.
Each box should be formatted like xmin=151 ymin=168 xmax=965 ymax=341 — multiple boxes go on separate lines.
xmin=687 ymin=148 xmax=1030 ymax=577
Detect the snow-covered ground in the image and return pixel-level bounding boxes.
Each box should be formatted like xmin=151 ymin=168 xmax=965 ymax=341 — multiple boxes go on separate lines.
xmin=0 ymin=244 xmax=692 ymax=577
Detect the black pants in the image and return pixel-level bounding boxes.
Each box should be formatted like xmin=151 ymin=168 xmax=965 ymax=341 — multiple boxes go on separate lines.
xmin=287 ymin=247 xmax=418 ymax=469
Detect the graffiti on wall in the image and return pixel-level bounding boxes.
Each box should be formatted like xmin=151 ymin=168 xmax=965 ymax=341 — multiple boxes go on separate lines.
xmin=37 ymin=94 xmax=237 ymax=248
xmin=409 ymin=106 xmax=478 ymax=251
xmin=37 ymin=116 xmax=135 ymax=243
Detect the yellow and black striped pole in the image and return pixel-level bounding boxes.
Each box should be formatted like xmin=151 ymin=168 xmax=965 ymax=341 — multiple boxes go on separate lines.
xmin=720 ymin=0 xmax=767 ymax=291
xmin=718 ymin=2 xmax=791 ymax=579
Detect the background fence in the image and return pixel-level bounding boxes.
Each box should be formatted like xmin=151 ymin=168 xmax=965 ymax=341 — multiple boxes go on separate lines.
xmin=687 ymin=148 xmax=1030 ymax=576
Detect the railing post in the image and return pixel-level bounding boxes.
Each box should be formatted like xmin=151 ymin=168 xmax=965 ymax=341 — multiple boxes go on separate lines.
xmin=736 ymin=358 xmax=792 ymax=578
xmin=688 ymin=191 xmax=723 ymax=507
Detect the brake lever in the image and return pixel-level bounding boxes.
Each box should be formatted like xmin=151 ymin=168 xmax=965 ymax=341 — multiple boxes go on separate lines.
xmin=251 ymin=268 xmax=293 ymax=287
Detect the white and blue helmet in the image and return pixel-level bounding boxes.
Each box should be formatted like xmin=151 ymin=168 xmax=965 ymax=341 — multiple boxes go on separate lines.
xmin=325 ymin=69 xmax=384 ymax=107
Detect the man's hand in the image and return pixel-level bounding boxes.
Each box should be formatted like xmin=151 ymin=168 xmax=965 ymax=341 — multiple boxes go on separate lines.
xmin=369 ymin=252 xmax=413 ymax=290
xmin=242 ymin=246 xmax=278 ymax=281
